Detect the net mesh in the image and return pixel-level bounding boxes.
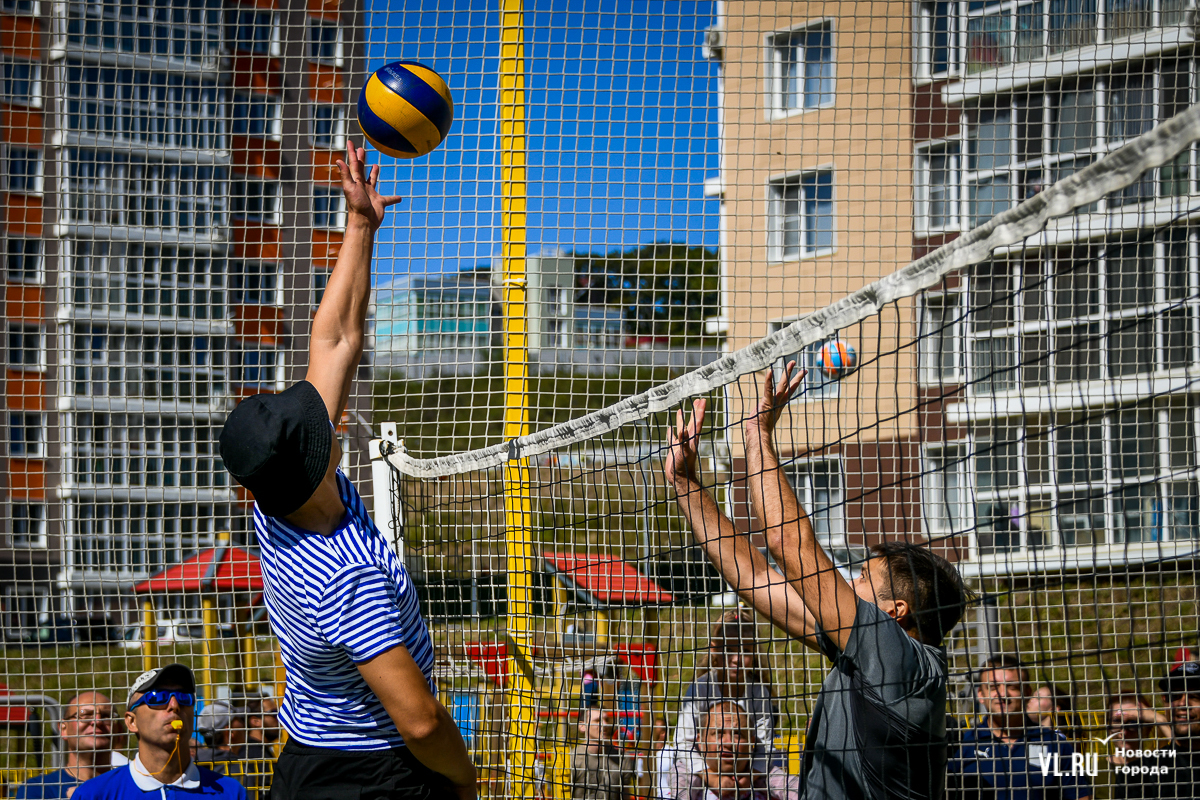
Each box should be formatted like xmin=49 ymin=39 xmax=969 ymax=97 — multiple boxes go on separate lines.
xmin=1 ymin=1 xmax=1199 ymax=799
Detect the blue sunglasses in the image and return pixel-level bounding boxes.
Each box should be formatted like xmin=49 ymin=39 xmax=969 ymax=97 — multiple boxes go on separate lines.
xmin=128 ymin=690 xmax=195 ymax=711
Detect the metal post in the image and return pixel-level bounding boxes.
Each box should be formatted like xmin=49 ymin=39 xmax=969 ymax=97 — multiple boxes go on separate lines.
xmin=500 ymin=2 xmax=535 ymax=796
xmin=141 ymin=600 xmax=157 ymax=673
xmin=201 ymin=596 xmax=217 ymax=700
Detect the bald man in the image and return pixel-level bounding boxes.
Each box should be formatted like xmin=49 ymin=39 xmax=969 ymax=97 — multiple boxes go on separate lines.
xmin=16 ymin=692 xmax=128 ymax=799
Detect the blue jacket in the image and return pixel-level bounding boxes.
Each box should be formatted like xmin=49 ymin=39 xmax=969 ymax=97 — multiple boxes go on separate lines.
xmin=71 ymin=760 xmax=246 ymax=800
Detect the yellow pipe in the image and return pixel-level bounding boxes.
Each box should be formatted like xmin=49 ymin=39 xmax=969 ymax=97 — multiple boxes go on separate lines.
xmin=141 ymin=601 xmax=157 ymax=673
xmin=201 ymin=597 xmax=217 ymax=700
xmin=500 ymin=1 xmax=534 ymax=796
xmin=595 ymin=610 xmax=609 ymax=648
xmin=273 ymin=634 xmax=288 ymax=755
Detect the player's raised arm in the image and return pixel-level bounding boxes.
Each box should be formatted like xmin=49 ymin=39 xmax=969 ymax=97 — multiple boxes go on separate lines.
xmin=664 ymin=398 xmax=822 ymax=651
xmin=744 ymin=363 xmax=861 ymax=652
xmin=305 ymin=141 xmax=403 ymax=422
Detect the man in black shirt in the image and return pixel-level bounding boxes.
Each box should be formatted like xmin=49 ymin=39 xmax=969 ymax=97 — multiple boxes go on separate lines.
xmin=1161 ymin=663 xmax=1200 ymax=800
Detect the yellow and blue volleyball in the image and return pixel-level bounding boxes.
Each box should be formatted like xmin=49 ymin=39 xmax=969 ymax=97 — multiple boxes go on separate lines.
xmin=818 ymin=339 xmax=858 ymax=379
xmin=357 ymin=61 xmax=454 ymax=159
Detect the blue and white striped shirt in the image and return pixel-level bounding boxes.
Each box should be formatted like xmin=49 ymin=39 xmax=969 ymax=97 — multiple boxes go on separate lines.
xmin=254 ymin=469 xmax=435 ymax=751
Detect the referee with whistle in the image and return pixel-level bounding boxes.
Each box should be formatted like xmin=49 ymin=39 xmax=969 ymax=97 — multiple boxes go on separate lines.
xmin=218 ymin=143 xmax=477 ymax=800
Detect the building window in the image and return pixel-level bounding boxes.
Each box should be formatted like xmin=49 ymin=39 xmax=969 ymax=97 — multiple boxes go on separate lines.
xmin=230 ymin=179 xmax=281 ymax=224
xmin=973 ymin=403 xmax=1200 ymax=555
xmin=769 ymin=170 xmax=835 ymax=260
xmin=308 ymin=19 xmax=342 ymax=66
xmin=231 ymin=93 xmax=282 ymax=140
xmin=5 ymin=146 xmax=41 ymax=194
xmin=2 ymin=59 xmax=40 ymax=107
xmin=785 ymin=458 xmax=847 ymax=555
xmin=919 ymin=291 xmax=965 ymax=385
xmin=71 ymin=501 xmax=230 ymax=577
xmin=6 ymin=237 xmax=42 ymax=284
xmin=1 ymin=0 xmax=38 ymax=15
xmin=230 ymin=261 xmax=278 ymax=305
xmin=923 ymin=444 xmax=969 ymax=535
xmin=7 ymin=324 xmax=43 ymax=372
xmin=767 ymin=21 xmax=834 ymax=116
xmin=312 ymin=186 xmax=346 ymax=230
xmin=916 ymin=1 xmax=960 ymax=81
xmin=11 ymin=503 xmax=46 ymax=548
xmin=9 ymin=411 xmax=45 ymax=457
xmin=69 ymin=241 xmax=226 ymax=321
xmin=2 ymin=586 xmax=48 ymax=640
xmin=310 ymin=104 xmax=347 ymax=149
xmin=65 ymin=62 xmax=226 ymax=151
xmin=72 ymin=327 xmax=227 ymax=401
xmin=225 ymin=7 xmax=281 ymax=57
xmin=66 ymin=0 xmax=222 ymax=67
xmin=70 ymin=414 xmax=227 ymax=492
xmin=916 ymin=142 xmax=960 ymax=233
xmin=233 ymin=348 xmax=278 ymax=387
xmin=313 ymin=269 xmax=331 ymax=307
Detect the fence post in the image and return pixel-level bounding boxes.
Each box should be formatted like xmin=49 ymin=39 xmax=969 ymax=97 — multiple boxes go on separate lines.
xmin=499 ymin=1 xmax=535 ymax=796
xmin=141 ymin=600 xmax=157 ymax=673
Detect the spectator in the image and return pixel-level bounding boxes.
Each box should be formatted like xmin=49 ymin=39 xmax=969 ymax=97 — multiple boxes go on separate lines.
xmin=1160 ymin=662 xmax=1200 ymax=799
xmin=667 ymin=700 xmax=797 ymax=800
xmin=571 ymin=707 xmax=634 ymax=800
xmin=16 ymin=692 xmax=124 ymax=799
xmin=641 ymin=715 xmax=673 ymax=800
xmin=1107 ymin=693 xmax=1174 ymax=800
xmin=71 ymin=663 xmax=245 ymax=800
xmin=244 ymin=696 xmax=278 ymax=757
xmin=947 ymin=656 xmax=1092 ymax=800
xmin=673 ymin=611 xmax=778 ymax=775
xmin=195 ymin=701 xmax=247 ymax=762
xmin=1027 ymin=684 xmax=1084 ymax=741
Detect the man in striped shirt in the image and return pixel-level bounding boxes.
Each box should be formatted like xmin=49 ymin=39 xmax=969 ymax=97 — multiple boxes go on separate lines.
xmin=219 ymin=142 xmax=477 ymax=800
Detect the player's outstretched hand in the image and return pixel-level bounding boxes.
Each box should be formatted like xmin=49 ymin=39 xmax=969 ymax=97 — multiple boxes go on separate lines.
xmin=745 ymin=362 xmax=806 ymax=441
xmin=337 ymin=141 xmax=403 ymax=232
xmin=664 ymin=398 xmax=706 ymax=491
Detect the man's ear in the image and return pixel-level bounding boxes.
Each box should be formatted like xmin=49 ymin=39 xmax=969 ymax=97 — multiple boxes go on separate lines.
xmin=125 ymin=710 xmax=139 ymax=736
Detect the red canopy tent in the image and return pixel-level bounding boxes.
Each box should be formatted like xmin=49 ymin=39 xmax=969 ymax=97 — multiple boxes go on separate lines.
xmin=131 ymin=545 xmax=262 ymax=594
xmin=542 ymin=551 xmax=673 ymax=608
xmin=0 ymin=683 xmax=29 ymax=725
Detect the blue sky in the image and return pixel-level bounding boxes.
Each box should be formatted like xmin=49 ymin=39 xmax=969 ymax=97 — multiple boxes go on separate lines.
xmin=360 ymin=0 xmax=720 ymax=285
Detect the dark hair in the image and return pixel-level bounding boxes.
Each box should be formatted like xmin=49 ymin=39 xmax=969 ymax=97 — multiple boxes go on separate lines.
xmin=868 ymin=542 xmax=970 ymax=645
xmin=975 ymin=655 xmax=1029 ymax=685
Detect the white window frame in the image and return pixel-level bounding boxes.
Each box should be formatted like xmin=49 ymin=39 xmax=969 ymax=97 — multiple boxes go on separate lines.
xmin=230 ymin=178 xmax=282 ymax=225
xmin=914 ymin=0 xmax=962 ymax=83
xmin=234 ymin=346 xmax=282 ymax=390
xmin=4 ymin=144 xmax=43 ymax=195
xmin=784 ymin=456 xmax=848 ymax=555
xmin=922 ymin=442 xmax=971 ymax=536
xmin=9 ymin=411 xmax=46 ymax=457
xmin=767 ymin=168 xmax=836 ymax=262
xmin=7 ymin=323 xmax=45 ymax=373
xmin=5 ymin=235 xmax=43 ymax=284
xmin=11 ymin=503 xmax=47 ymax=548
xmin=1 ymin=586 xmax=49 ymax=639
xmin=918 ymin=289 xmax=966 ymax=385
xmin=231 ymin=92 xmax=283 ymax=141
xmin=312 ymin=185 xmax=347 ymax=230
xmin=915 ymin=139 xmax=961 ymax=233
xmin=225 ymin=7 xmax=282 ymax=58
xmin=309 ymin=103 xmax=348 ymax=149
xmin=2 ymin=58 xmax=42 ymax=109
xmin=229 ymin=260 xmax=279 ymax=305
xmin=308 ymin=18 xmax=344 ymax=67
xmin=765 ymin=19 xmax=835 ymax=119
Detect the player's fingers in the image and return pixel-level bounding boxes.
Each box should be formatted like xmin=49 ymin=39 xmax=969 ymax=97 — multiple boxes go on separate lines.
xmin=369 ymin=163 xmax=380 ymax=187
xmin=380 ymin=195 xmax=404 ymax=208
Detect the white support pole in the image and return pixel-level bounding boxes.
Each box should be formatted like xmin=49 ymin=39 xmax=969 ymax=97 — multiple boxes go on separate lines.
xmin=369 ymin=422 xmax=403 ymax=564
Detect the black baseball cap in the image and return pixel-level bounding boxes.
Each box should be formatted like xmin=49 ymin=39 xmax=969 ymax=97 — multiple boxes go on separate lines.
xmin=219 ymin=381 xmax=332 ymax=517
xmin=1161 ymin=662 xmax=1200 ymax=697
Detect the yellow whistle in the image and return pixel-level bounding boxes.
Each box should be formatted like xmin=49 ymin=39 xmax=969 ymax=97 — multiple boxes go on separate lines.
xmin=170 ymin=720 xmax=183 ymax=731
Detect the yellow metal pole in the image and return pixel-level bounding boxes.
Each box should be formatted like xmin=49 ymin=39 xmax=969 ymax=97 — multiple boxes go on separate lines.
xmin=141 ymin=600 xmax=157 ymax=673
xmin=500 ymin=1 xmax=535 ymax=797
xmin=201 ymin=596 xmax=217 ymax=699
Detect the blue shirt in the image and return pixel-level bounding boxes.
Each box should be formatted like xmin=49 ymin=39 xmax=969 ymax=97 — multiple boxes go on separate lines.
xmin=14 ymin=768 xmax=81 ymax=799
xmin=254 ymin=469 xmax=435 ymax=750
xmin=949 ymin=724 xmax=1093 ymax=800
xmin=70 ymin=762 xmax=244 ymax=800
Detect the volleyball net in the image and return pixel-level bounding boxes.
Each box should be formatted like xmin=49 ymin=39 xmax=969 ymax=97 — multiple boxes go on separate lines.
xmin=1 ymin=1 xmax=1199 ymax=799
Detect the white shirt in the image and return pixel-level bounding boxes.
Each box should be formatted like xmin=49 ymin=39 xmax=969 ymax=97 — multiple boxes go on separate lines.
xmin=128 ymin=754 xmax=201 ymax=794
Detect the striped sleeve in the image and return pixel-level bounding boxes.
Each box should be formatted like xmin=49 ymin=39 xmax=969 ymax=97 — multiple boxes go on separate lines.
xmin=316 ymin=563 xmax=407 ymax=663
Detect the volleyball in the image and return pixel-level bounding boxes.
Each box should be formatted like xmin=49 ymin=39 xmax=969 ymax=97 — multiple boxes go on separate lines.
xmin=357 ymin=60 xmax=454 ymax=159
xmin=818 ymin=339 xmax=858 ymax=379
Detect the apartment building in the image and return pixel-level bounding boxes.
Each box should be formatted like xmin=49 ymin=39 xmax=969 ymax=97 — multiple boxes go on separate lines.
xmin=0 ymin=0 xmax=369 ymax=641
xmin=708 ymin=1 xmax=1197 ymax=576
